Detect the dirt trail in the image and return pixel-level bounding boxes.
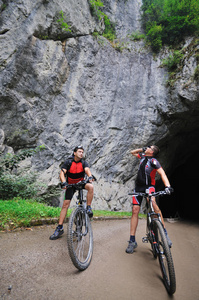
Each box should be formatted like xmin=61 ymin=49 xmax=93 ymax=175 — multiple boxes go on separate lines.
xmin=0 ymin=219 xmax=199 ymax=300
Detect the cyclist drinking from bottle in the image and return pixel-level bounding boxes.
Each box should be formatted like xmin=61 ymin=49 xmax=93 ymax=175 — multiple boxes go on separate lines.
xmin=126 ymin=145 xmax=173 ymax=253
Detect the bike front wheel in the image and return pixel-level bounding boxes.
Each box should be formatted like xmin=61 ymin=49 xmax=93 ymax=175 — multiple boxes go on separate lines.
xmin=67 ymin=207 xmax=93 ymax=271
xmin=147 ymin=217 xmax=157 ymax=259
xmin=153 ymin=220 xmax=176 ymax=295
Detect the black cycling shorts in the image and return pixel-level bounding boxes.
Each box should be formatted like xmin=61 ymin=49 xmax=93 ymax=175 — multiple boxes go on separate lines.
xmin=132 ymin=186 xmax=155 ymax=206
xmin=65 ymin=184 xmax=86 ymax=200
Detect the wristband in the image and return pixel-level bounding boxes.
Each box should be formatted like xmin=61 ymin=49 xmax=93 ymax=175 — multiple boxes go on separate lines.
xmin=61 ymin=181 xmax=67 ymax=188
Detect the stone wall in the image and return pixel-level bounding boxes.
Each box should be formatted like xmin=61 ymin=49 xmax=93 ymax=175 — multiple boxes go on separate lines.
xmin=0 ymin=0 xmax=198 ymax=210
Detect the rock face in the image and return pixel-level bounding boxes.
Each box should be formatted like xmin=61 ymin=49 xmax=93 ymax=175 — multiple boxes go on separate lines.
xmin=0 ymin=0 xmax=198 ymax=211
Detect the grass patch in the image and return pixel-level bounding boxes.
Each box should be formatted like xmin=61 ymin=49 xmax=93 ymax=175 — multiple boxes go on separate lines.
xmin=0 ymin=198 xmax=63 ymax=230
xmin=0 ymin=198 xmax=145 ymax=230
xmin=93 ymin=210 xmax=145 ymax=219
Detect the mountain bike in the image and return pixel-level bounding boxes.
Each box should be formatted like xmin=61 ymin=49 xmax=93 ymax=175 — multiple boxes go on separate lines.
xmin=129 ymin=189 xmax=176 ymax=295
xmin=66 ymin=178 xmax=95 ymax=271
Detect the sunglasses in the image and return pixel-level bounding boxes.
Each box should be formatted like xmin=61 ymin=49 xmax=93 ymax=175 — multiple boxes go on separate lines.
xmin=74 ymin=145 xmax=84 ymax=152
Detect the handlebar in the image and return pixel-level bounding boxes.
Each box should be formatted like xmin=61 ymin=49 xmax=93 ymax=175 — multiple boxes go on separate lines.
xmin=65 ymin=180 xmax=87 ymax=189
xmin=61 ymin=175 xmax=97 ymax=190
xmin=128 ymin=188 xmax=174 ymax=198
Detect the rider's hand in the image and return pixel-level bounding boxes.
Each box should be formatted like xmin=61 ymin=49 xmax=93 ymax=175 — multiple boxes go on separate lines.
xmin=165 ymin=186 xmax=173 ymax=195
xmin=61 ymin=181 xmax=67 ymax=189
xmin=88 ymin=176 xmax=93 ymax=183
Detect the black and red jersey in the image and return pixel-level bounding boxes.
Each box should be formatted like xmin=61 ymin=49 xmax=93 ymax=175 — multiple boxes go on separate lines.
xmin=135 ymin=153 xmax=161 ymax=187
xmin=61 ymin=158 xmax=89 ymax=184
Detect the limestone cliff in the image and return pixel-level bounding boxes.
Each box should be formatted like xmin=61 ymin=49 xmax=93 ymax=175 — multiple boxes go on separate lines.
xmin=0 ymin=0 xmax=198 ymax=210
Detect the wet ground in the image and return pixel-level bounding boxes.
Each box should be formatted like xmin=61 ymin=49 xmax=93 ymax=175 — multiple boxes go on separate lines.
xmin=0 ymin=218 xmax=199 ymax=300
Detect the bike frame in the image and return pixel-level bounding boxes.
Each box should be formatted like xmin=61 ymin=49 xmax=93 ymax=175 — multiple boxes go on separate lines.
xmin=76 ymin=188 xmax=89 ymax=236
xmin=145 ymin=191 xmax=164 ymax=254
xmin=129 ymin=189 xmax=176 ymax=295
xmin=129 ymin=189 xmax=166 ymax=233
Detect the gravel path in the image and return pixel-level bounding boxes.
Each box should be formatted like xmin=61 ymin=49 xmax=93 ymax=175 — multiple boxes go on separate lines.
xmin=0 ymin=219 xmax=199 ymax=300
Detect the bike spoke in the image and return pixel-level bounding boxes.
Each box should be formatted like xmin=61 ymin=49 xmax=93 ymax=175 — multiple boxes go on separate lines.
xmin=67 ymin=208 xmax=93 ymax=270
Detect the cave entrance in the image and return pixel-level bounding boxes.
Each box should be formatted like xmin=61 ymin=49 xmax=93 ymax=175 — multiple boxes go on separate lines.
xmin=159 ymin=150 xmax=199 ymax=221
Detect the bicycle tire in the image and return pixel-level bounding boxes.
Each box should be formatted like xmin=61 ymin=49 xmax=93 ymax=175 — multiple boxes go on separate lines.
xmin=67 ymin=207 xmax=93 ymax=271
xmin=153 ymin=220 xmax=176 ymax=295
xmin=147 ymin=217 xmax=157 ymax=259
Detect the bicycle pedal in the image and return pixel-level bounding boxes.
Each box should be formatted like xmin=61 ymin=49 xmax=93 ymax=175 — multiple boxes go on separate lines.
xmin=142 ymin=237 xmax=149 ymax=243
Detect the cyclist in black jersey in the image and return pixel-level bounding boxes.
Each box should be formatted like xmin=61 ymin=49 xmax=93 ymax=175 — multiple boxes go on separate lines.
xmin=126 ymin=145 xmax=173 ymax=254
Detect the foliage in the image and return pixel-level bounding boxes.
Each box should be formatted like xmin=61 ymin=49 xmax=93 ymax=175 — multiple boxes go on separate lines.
xmin=141 ymin=0 xmax=199 ymax=51
xmin=0 ymin=145 xmax=45 ymax=200
xmin=57 ymin=11 xmax=72 ymax=33
xmin=128 ymin=31 xmax=145 ymax=41
xmin=0 ymin=3 xmax=6 ymax=12
xmin=0 ymin=173 xmax=45 ymax=200
xmin=89 ymin=0 xmax=104 ymax=19
xmin=102 ymin=14 xmax=116 ymax=42
xmin=161 ymin=50 xmax=184 ymax=71
xmin=194 ymin=65 xmax=199 ymax=80
xmin=147 ymin=22 xmax=163 ymax=52
xmin=0 ymin=145 xmax=45 ymax=174
xmin=89 ymin=0 xmax=116 ymax=42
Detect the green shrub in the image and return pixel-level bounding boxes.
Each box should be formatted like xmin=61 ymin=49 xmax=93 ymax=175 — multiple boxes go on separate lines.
xmin=195 ymin=52 xmax=199 ymax=62
xmin=129 ymin=31 xmax=145 ymax=41
xmin=147 ymin=22 xmax=163 ymax=52
xmin=141 ymin=0 xmax=199 ymax=51
xmin=0 ymin=145 xmax=45 ymax=200
xmin=162 ymin=50 xmax=184 ymax=71
xmin=102 ymin=14 xmax=116 ymax=41
xmin=57 ymin=11 xmax=72 ymax=33
xmin=89 ymin=0 xmax=116 ymax=42
xmin=0 ymin=145 xmax=45 ymax=174
xmin=89 ymin=0 xmax=104 ymax=19
xmin=194 ymin=65 xmax=199 ymax=80
xmin=0 ymin=173 xmax=44 ymax=200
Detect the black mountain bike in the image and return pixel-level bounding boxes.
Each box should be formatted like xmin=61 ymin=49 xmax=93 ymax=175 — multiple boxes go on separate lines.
xmin=66 ymin=178 xmax=94 ymax=271
xmin=129 ymin=189 xmax=176 ymax=295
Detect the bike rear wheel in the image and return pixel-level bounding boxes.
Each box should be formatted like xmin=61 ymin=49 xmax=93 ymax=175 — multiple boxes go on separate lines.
xmin=153 ymin=220 xmax=176 ymax=295
xmin=67 ymin=207 xmax=93 ymax=271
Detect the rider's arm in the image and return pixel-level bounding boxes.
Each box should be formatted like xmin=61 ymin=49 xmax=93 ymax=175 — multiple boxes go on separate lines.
xmin=130 ymin=148 xmax=143 ymax=157
xmin=60 ymin=168 xmax=67 ymax=189
xmin=85 ymin=167 xmax=92 ymax=178
xmin=85 ymin=167 xmax=93 ymax=183
xmin=157 ymin=167 xmax=170 ymax=187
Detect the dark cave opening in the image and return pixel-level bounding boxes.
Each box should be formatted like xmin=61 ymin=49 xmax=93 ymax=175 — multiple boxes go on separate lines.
xmin=159 ymin=150 xmax=199 ymax=221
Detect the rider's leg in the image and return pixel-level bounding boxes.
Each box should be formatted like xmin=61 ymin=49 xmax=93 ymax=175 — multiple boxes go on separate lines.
xmin=58 ymin=199 xmax=70 ymax=225
xmin=85 ymin=183 xmax=94 ymax=206
xmin=151 ymin=196 xmax=165 ymax=227
xmin=85 ymin=183 xmax=94 ymax=217
xmin=152 ymin=197 xmax=172 ymax=247
xmin=130 ymin=205 xmax=140 ymax=236
xmin=126 ymin=205 xmax=140 ymax=253
xmin=49 ymin=199 xmax=70 ymax=240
